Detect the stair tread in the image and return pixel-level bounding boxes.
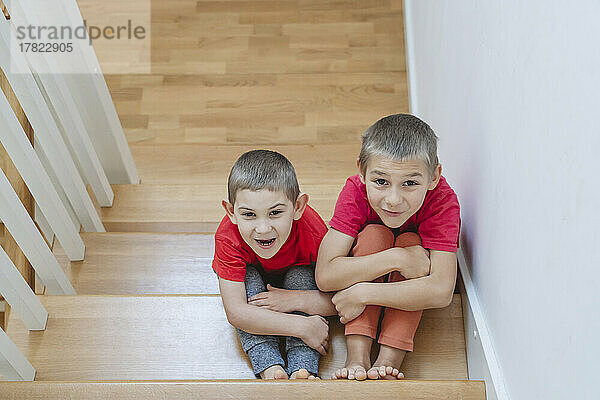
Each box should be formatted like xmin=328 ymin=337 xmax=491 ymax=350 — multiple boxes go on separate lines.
xmin=0 ymin=380 xmax=485 ymax=399
xmin=5 ymin=295 xmax=467 ymax=381
xmin=100 ymin=184 xmax=342 ymax=232
xmin=53 ymin=233 xmax=218 ymax=295
xmin=130 ymin=143 xmax=360 ymax=185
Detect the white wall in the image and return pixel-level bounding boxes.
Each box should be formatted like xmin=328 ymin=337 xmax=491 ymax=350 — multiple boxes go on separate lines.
xmin=405 ymin=1 xmax=600 ymax=399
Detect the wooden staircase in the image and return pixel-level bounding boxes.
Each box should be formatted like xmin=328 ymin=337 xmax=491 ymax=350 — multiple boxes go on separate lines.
xmin=0 ymin=0 xmax=485 ymax=398
xmin=1 ymin=191 xmax=485 ymax=399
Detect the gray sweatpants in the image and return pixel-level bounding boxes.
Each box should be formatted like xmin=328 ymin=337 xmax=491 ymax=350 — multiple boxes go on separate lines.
xmin=237 ymin=265 xmax=321 ymax=377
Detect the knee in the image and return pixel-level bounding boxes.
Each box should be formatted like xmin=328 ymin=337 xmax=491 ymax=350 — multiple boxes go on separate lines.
xmin=394 ymin=232 xmax=422 ymax=248
xmin=283 ymin=265 xmax=317 ymax=291
xmin=352 ymin=224 xmax=395 ymax=256
xmin=244 ymin=266 xmax=267 ymax=297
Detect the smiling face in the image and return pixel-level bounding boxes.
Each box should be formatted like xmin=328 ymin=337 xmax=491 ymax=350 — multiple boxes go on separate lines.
xmin=360 ymin=155 xmax=441 ymax=229
xmin=222 ymin=189 xmax=308 ymax=259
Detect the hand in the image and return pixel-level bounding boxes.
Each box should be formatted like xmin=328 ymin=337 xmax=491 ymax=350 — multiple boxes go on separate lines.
xmin=248 ymin=284 xmax=302 ymax=313
xmin=398 ymin=245 xmax=431 ymax=279
xmin=300 ymin=315 xmax=329 ymax=355
xmin=331 ymin=283 xmax=367 ymax=324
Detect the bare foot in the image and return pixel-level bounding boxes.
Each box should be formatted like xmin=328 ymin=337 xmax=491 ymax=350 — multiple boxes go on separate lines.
xmin=366 ymin=365 xmax=404 ymax=380
xmin=290 ymin=368 xmax=320 ymax=380
xmin=260 ymin=365 xmax=288 ymax=380
xmin=332 ymin=362 xmax=368 ymax=380
xmin=332 ymin=335 xmax=373 ymax=381
xmin=367 ymin=344 xmax=406 ymax=380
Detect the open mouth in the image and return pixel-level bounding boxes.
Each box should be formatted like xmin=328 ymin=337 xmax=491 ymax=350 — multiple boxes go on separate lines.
xmin=254 ymin=238 xmax=276 ymax=249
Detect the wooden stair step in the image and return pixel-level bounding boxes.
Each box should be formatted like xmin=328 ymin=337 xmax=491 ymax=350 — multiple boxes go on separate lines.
xmin=100 ymin=184 xmax=341 ymax=233
xmin=5 ymin=295 xmax=467 ymax=381
xmin=53 ymin=233 xmax=218 ymax=295
xmin=130 ymin=143 xmax=361 ymax=185
xmin=0 ymin=380 xmax=485 ymax=399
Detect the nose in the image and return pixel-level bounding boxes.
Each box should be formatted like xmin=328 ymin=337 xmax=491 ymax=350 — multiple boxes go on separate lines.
xmin=385 ymin=188 xmax=403 ymax=208
xmin=255 ymin=218 xmax=272 ymax=234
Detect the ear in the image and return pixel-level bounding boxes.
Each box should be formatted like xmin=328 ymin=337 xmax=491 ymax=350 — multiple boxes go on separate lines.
xmin=428 ymin=164 xmax=442 ymax=190
xmin=292 ymin=193 xmax=309 ymax=221
xmin=356 ymin=158 xmax=366 ymax=184
xmin=221 ymin=199 xmax=237 ymax=225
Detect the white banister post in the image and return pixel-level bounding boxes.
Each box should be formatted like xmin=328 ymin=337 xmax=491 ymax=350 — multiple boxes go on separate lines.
xmin=0 ymin=169 xmax=76 ymax=295
xmin=0 ymin=88 xmax=85 ymax=262
xmin=0 ymin=327 xmax=36 ymax=381
xmin=0 ymin=247 xmax=48 ymax=331
xmin=0 ymin=23 xmax=105 ymax=233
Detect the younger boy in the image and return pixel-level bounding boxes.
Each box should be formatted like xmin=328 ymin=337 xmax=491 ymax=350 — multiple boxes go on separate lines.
xmin=316 ymin=114 xmax=460 ymax=380
xmin=213 ymin=150 xmax=337 ymax=380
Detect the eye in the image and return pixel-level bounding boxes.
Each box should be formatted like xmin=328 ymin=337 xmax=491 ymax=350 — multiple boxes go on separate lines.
xmin=373 ymin=178 xmax=388 ymax=186
xmin=403 ymin=180 xmax=418 ymax=187
xmin=241 ymin=212 xmax=256 ymax=218
xmin=269 ymin=210 xmax=283 ymax=216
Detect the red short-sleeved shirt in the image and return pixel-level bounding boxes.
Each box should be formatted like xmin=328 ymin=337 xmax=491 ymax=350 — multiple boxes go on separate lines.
xmin=329 ymin=175 xmax=461 ymax=252
xmin=212 ymin=205 xmax=328 ymax=282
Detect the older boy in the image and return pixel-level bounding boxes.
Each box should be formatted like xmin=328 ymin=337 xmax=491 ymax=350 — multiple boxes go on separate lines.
xmin=214 ymin=150 xmax=337 ymax=380
xmin=316 ymin=114 xmax=460 ymax=380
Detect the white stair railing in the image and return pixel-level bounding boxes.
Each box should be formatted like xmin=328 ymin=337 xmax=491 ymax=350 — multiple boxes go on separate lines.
xmin=0 ymin=326 xmax=35 ymax=381
xmin=0 ymin=247 xmax=48 ymax=330
xmin=0 ymin=168 xmax=76 ymax=295
xmin=0 ymin=89 xmax=85 ymax=262
xmin=0 ymin=22 xmax=105 ymax=233
xmin=5 ymin=0 xmax=115 ymax=207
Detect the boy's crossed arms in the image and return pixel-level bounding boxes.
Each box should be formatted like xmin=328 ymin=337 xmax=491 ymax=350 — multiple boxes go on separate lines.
xmin=219 ymin=277 xmax=335 ymax=357
xmin=316 ymin=228 xmax=457 ymax=324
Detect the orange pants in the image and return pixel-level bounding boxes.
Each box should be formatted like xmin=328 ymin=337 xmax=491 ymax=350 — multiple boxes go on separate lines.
xmin=344 ymin=224 xmax=423 ymax=352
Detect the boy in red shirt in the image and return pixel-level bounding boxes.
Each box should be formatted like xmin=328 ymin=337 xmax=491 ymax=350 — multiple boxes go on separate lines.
xmin=213 ymin=150 xmax=336 ymax=380
xmin=316 ymin=114 xmax=460 ymax=380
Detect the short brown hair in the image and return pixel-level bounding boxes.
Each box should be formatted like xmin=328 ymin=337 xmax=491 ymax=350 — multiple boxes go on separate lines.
xmin=358 ymin=114 xmax=439 ymax=176
xmin=228 ymin=150 xmax=300 ymax=205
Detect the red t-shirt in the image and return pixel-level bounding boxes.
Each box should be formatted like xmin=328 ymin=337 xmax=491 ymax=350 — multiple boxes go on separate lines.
xmin=329 ymin=175 xmax=461 ymax=252
xmin=212 ymin=205 xmax=328 ymax=282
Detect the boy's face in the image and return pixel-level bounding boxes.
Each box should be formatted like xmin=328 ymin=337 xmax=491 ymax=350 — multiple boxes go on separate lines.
xmin=222 ymin=190 xmax=308 ymax=259
xmin=359 ymin=155 xmax=441 ymax=229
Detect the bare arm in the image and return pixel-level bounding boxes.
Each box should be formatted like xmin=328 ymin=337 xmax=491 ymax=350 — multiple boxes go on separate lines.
xmin=219 ymin=278 xmax=329 ymax=354
xmin=332 ymin=250 xmax=457 ymax=323
xmin=248 ymin=285 xmax=337 ymax=316
xmin=315 ymin=228 xmax=430 ymax=292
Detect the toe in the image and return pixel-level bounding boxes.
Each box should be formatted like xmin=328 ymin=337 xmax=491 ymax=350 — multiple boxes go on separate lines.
xmin=274 ymin=370 xmax=288 ymax=380
xmin=397 ymin=372 xmax=405 ymax=380
xmin=341 ymin=368 xmax=349 ymax=379
xmin=367 ymin=367 xmax=380 ymax=380
xmin=379 ymin=366 xmax=387 ymax=377
xmin=354 ymin=367 xmax=367 ymax=381
xmin=392 ymin=368 xmax=399 ymax=377
xmin=295 ymin=369 xmax=310 ymax=379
